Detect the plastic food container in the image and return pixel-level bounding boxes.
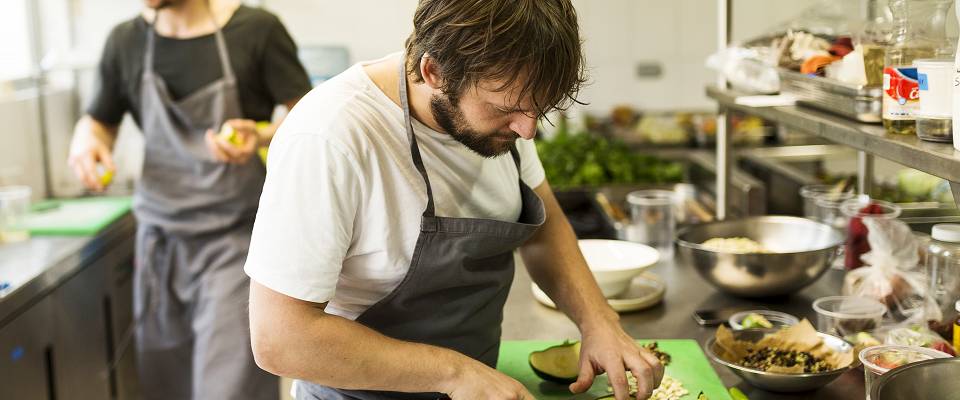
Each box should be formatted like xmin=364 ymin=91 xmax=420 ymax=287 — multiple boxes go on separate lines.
xmin=0 ymin=186 xmax=31 ymax=243
xmin=859 ymin=345 xmax=951 ymax=400
xmin=813 ymin=296 xmax=887 ymax=337
xmin=840 ymin=199 xmax=901 ymax=270
xmin=728 ymin=310 xmax=800 ymax=330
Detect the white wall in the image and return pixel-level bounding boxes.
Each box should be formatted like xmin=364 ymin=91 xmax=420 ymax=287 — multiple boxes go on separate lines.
xmin=262 ymin=0 xmax=812 ymax=113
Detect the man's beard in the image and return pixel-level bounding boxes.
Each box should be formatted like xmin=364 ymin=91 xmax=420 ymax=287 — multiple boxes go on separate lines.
xmin=430 ymin=94 xmax=518 ymax=158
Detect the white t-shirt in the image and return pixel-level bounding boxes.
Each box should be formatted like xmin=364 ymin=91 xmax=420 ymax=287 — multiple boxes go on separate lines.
xmin=244 ymin=56 xmax=546 ymax=320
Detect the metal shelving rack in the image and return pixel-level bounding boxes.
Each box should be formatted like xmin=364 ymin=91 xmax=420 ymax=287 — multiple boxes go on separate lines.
xmin=709 ymin=0 xmax=960 ymax=219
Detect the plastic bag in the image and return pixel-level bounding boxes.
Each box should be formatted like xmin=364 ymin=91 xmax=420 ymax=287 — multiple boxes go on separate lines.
xmin=842 ymin=217 xmax=943 ymax=327
xmin=706 ymin=47 xmax=780 ymax=94
xmin=884 ymin=325 xmax=956 ymax=356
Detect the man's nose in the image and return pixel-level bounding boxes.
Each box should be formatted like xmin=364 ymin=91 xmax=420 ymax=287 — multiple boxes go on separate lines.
xmin=509 ymin=114 xmax=538 ymax=140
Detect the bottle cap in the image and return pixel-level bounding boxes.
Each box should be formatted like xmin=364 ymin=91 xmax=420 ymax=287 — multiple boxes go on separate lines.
xmin=932 ymin=224 xmax=960 ymax=243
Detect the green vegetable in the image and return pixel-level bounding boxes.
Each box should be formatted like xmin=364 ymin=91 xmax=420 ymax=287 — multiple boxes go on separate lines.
xmin=536 ymin=129 xmax=684 ymax=189
xmin=741 ymin=313 xmax=773 ymax=329
xmin=528 ymin=341 xmax=581 ymax=383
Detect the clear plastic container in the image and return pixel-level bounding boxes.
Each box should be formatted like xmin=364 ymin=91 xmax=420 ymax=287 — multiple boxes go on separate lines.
xmin=813 ymin=296 xmax=887 ymax=337
xmin=728 ymin=310 xmax=800 ymax=330
xmin=0 ymin=186 xmax=31 ymax=243
xmin=625 ymin=190 xmax=675 ymax=261
xmin=841 ymin=198 xmax=902 ymax=269
xmin=859 ymin=345 xmax=951 ymax=400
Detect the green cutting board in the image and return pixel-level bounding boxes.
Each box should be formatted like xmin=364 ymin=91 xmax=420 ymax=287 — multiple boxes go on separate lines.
xmin=25 ymin=196 xmax=132 ymax=236
xmin=498 ymin=339 xmax=731 ymax=400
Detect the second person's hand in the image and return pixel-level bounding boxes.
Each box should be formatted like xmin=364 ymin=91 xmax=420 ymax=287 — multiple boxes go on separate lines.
xmin=206 ymin=119 xmax=259 ymax=164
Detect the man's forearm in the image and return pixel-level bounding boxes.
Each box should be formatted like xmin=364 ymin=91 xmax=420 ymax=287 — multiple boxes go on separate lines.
xmin=249 ymin=282 xmax=471 ymax=394
xmin=519 ymin=182 xmax=619 ymax=331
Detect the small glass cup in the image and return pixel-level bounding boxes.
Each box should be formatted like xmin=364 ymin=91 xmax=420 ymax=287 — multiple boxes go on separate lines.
xmin=0 ymin=186 xmax=31 ymax=243
xmin=625 ymin=190 xmax=675 ymax=261
xmin=801 ymin=184 xmax=852 ymax=220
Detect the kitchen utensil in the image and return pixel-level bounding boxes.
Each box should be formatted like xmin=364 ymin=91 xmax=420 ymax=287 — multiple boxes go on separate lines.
xmin=24 ymin=197 xmax=132 ymax=236
xmin=497 ymin=340 xmax=732 ymax=400
xmin=576 ymin=239 xmax=659 ymax=297
xmin=812 ymin=296 xmax=887 ymax=337
xmin=0 ymin=186 xmax=31 ymax=243
xmin=531 ymin=273 xmax=664 ymax=313
xmin=704 ymin=329 xmax=856 ymax=393
xmin=862 ymin=345 xmax=953 ymax=400
xmin=676 ymin=216 xmax=844 ymax=297
xmin=625 ymin=190 xmax=676 ymax=260
xmin=728 ymin=310 xmax=800 ymax=330
xmin=779 ymin=68 xmax=882 ymax=123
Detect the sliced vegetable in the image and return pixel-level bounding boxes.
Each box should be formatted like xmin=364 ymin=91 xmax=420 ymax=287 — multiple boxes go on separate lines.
xmin=741 ymin=313 xmax=774 ymax=329
xmin=528 ymin=341 xmax=581 ymax=383
xmin=728 ymin=387 xmax=749 ymax=400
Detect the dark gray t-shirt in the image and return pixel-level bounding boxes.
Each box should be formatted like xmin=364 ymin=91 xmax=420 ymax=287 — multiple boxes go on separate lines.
xmin=87 ymin=5 xmax=311 ymax=127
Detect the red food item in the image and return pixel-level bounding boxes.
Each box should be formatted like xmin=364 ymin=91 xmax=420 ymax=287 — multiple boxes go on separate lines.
xmin=845 ymin=203 xmax=886 ymax=270
xmin=930 ymin=341 xmax=956 ymax=356
xmin=829 ymin=37 xmax=854 ymax=57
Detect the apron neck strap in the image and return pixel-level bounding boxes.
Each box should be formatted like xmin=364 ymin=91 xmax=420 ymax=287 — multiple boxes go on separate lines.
xmin=399 ymin=56 xmax=437 ymax=217
xmin=145 ymin=7 xmax=235 ymax=82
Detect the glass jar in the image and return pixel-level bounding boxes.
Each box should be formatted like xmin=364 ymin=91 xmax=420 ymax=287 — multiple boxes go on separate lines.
xmin=841 ymin=198 xmax=902 ymax=269
xmin=882 ymin=0 xmax=952 ymax=135
xmin=857 ymin=0 xmax=893 ymax=87
xmin=926 ymin=224 xmax=960 ymax=327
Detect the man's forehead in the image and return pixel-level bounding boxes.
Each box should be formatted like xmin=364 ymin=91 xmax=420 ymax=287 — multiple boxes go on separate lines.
xmin=473 ymin=77 xmax=536 ymax=111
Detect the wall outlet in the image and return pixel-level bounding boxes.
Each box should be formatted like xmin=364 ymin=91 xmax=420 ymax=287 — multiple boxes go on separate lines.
xmin=635 ymin=61 xmax=663 ymax=79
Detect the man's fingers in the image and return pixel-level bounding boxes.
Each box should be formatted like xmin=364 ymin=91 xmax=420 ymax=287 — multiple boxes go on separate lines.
xmin=638 ymin=349 xmax=664 ymax=385
xmin=97 ymin=147 xmax=116 ymax=171
xmin=625 ymin=356 xmax=655 ymax=400
xmin=205 ymin=130 xmax=230 ymax=162
xmin=569 ymin=360 xmax=596 ymax=394
xmin=604 ymin=360 xmax=629 ymax=400
xmin=79 ymin=154 xmax=103 ymax=191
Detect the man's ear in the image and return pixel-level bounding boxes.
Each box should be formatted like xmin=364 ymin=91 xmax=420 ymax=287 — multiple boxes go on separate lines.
xmin=420 ymin=55 xmax=443 ymax=90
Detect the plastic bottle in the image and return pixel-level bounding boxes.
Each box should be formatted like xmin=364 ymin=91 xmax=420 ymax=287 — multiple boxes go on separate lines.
xmin=883 ymin=0 xmax=951 ymax=135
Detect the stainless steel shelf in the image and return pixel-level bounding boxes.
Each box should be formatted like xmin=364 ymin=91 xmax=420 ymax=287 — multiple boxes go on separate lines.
xmin=706 ymin=86 xmax=960 ymax=182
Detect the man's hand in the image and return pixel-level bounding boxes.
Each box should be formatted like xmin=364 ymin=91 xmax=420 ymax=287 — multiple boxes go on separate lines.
xmin=442 ymin=358 xmax=536 ymax=400
xmin=570 ymin=319 xmax=664 ymax=400
xmin=205 ymin=118 xmax=259 ymax=164
xmin=68 ymin=116 xmax=116 ymax=192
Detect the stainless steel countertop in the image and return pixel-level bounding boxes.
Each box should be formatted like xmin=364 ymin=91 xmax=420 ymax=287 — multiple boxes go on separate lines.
xmin=503 ymin=257 xmax=864 ymax=400
xmin=0 ymin=213 xmax=135 ymax=326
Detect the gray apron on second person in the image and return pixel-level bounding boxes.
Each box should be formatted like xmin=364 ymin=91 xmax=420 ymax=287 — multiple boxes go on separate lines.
xmin=295 ymin=60 xmax=546 ymax=399
xmin=132 ymin=12 xmax=277 ymax=400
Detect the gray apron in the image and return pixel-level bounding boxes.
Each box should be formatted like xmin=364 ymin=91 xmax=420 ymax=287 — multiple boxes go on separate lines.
xmin=132 ymin=11 xmax=277 ymax=400
xmin=295 ymin=60 xmax=546 ymax=399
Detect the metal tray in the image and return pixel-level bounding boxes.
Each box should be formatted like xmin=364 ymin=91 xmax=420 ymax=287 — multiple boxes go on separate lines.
xmin=778 ymin=69 xmax=882 ymax=123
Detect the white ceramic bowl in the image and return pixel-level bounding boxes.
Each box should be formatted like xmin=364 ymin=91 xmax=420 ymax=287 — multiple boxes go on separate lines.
xmin=579 ymin=239 xmax=659 ymax=297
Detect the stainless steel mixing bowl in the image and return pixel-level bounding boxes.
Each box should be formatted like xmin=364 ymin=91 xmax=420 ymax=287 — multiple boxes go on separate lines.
xmin=704 ymin=328 xmax=857 ymax=393
xmin=676 ymin=216 xmax=843 ymax=297
xmin=871 ymin=357 xmax=960 ymax=400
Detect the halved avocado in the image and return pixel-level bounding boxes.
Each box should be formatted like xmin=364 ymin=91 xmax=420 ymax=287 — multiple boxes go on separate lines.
xmin=528 ymin=341 xmax=581 ymax=383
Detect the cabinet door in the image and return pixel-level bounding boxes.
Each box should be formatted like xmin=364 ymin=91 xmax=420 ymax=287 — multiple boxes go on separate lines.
xmin=51 ymin=261 xmax=112 ymax=400
xmin=105 ymin=256 xmax=138 ymax=400
xmin=0 ymin=298 xmax=53 ymax=400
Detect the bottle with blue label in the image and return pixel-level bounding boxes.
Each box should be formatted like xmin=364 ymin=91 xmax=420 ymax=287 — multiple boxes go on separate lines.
xmin=882 ymin=0 xmax=951 ymax=135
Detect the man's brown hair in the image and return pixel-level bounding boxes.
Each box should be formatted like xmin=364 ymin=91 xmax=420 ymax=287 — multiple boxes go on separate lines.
xmin=404 ymin=0 xmax=586 ymax=118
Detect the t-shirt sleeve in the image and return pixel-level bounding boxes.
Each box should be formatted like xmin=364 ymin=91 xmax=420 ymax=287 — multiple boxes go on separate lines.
xmin=86 ymin=26 xmax=129 ymax=125
xmin=244 ymin=131 xmax=361 ymax=303
xmin=260 ymin=16 xmax=312 ymax=105
xmin=517 ymin=138 xmax=546 ymax=189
